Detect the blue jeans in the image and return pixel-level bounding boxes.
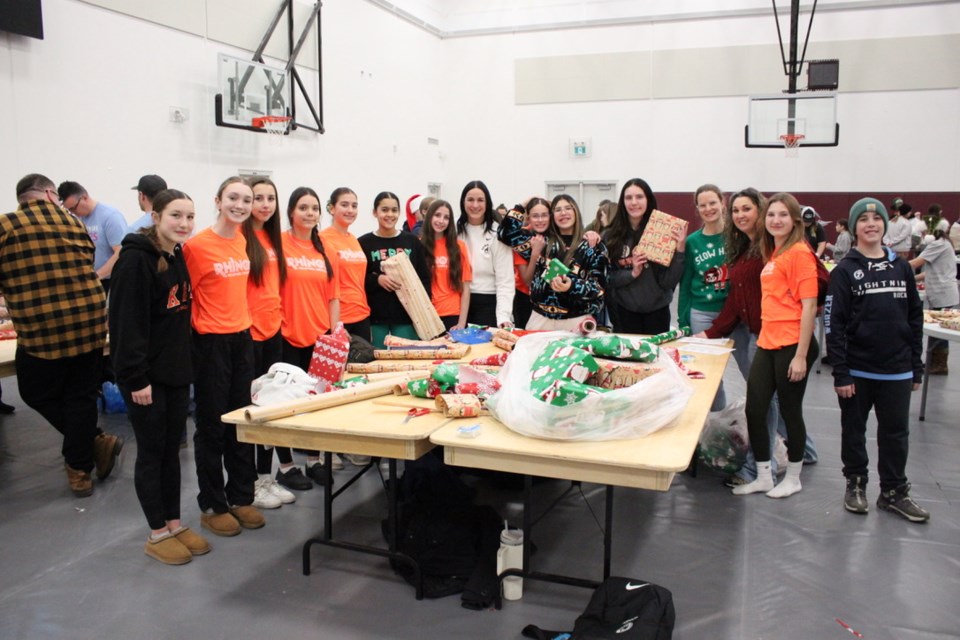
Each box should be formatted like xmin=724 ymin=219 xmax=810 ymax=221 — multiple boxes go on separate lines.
xmin=731 ymin=325 xmax=819 ymax=480
xmin=690 ymin=308 xmax=725 ymax=411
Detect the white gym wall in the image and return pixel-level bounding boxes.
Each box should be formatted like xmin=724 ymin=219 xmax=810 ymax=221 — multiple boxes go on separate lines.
xmin=1 ymin=0 xmax=957 ymax=232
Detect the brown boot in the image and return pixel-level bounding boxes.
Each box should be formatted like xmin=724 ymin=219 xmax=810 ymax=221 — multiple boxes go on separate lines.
xmin=65 ymin=464 xmax=93 ymax=497
xmin=929 ymin=348 xmax=949 ymax=375
xmin=228 ymin=505 xmax=265 ymax=529
xmin=200 ymin=511 xmax=241 ymax=537
xmin=173 ymin=526 xmax=211 ymax=555
xmin=144 ymin=535 xmax=192 ymax=565
xmin=93 ymin=433 xmax=124 ymax=480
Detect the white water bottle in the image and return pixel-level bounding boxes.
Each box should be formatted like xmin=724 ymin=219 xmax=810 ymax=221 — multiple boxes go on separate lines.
xmin=496 ymin=526 xmax=524 ymax=600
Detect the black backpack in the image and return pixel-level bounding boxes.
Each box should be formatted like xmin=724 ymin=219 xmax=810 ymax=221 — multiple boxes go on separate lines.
xmin=522 ymin=576 xmax=675 ymax=640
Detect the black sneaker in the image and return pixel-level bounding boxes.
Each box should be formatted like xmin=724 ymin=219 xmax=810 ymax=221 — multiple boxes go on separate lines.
xmin=275 ymin=467 xmax=313 ymax=491
xmin=843 ymin=475 xmax=868 ymax=514
xmin=304 ymin=462 xmax=332 ymax=488
xmin=877 ymin=484 xmax=930 ymax=523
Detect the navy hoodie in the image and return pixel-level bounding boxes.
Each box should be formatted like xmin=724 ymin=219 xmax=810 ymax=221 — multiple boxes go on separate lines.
xmin=823 ymin=246 xmax=923 ymax=386
xmin=108 ymin=232 xmax=193 ymax=390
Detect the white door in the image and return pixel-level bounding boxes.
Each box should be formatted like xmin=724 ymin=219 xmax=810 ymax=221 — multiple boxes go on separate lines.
xmin=545 ymin=181 xmax=617 ymax=227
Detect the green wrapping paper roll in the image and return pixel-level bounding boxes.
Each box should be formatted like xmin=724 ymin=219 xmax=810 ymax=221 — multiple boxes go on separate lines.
xmin=562 ymin=335 xmax=659 ymax=362
xmin=640 ymin=326 xmax=690 ymax=346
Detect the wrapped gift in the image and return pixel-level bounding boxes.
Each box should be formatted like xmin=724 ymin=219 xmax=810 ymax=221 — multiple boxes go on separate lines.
xmin=541 ymin=258 xmax=571 ymax=281
xmin=407 ymin=378 xmax=446 ymax=398
xmin=309 ymin=323 xmax=351 ymax=385
xmin=536 ymin=378 xmax=608 ymax=406
xmin=635 ymin=210 xmax=688 ymax=267
xmin=529 ymin=343 xmax=600 ymax=404
xmin=587 ymin=359 xmax=662 ymax=390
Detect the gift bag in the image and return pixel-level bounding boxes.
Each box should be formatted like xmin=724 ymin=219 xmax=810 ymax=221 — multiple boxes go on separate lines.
xmin=309 ymin=323 xmax=351 ymax=385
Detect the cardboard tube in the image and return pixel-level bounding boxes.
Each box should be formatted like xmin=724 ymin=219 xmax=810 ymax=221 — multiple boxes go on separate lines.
xmin=242 ymin=371 xmax=429 ymax=423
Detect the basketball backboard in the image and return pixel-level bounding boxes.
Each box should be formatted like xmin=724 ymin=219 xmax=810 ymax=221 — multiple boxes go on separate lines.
xmin=745 ymin=92 xmax=839 ymax=148
xmin=215 ymin=53 xmax=290 ymax=132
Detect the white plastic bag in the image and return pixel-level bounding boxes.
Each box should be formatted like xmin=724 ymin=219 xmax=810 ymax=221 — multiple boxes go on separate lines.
xmin=486 ymin=331 xmax=694 ymax=441
xmin=250 ymin=363 xmax=325 ymax=407
xmin=697 ymin=398 xmax=789 ymax=473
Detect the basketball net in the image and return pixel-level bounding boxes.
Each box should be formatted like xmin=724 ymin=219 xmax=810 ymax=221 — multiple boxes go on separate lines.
xmin=252 ymin=116 xmax=291 ymax=146
xmin=780 ymin=133 xmax=804 ymax=158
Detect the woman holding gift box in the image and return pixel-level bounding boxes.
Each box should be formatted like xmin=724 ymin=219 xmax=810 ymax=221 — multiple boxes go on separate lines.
xmin=603 ymin=178 xmax=687 ymax=335
xmin=280 ymin=187 xmax=344 ymax=478
xmin=422 ymin=199 xmax=473 ymax=331
xmin=242 ymin=177 xmax=306 ymax=505
xmin=499 ymin=195 xmax=608 ymax=331
xmin=359 ymin=191 xmax=431 ymax=348
xmin=733 ymin=192 xmax=819 ymax=499
xmin=320 ymin=187 xmax=371 ymax=342
xmin=183 ymin=177 xmax=263 ymax=537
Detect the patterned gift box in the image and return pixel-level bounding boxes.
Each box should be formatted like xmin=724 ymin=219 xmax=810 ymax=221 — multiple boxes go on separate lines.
xmin=541 ymin=258 xmax=571 ymax=281
xmin=308 ymin=323 xmax=351 ymax=385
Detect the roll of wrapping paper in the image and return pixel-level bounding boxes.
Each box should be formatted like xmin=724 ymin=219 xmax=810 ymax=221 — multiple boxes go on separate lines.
xmin=383 ymin=334 xmax=452 ymax=348
xmin=578 ymin=316 xmax=597 ymax=335
xmin=435 ymin=394 xmax=483 ymax=418
xmin=345 ymin=362 xmax=434 ymax=374
xmin=640 ymin=326 xmax=690 ymax=346
xmin=373 ymin=345 xmax=470 ymax=360
xmin=242 ymin=371 xmax=430 ymax=423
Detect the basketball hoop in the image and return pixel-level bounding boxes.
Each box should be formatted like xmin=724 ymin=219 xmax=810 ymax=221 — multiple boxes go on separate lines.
xmin=252 ymin=115 xmax=292 ymax=136
xmin=780 ymin=133 xmax=805 ymax=158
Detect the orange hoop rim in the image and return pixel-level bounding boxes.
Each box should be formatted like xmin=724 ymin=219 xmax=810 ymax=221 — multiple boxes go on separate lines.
xmin=779 ymin=133 xmax=805 ymax=148
xmin=251 ymin=115 xmax=292 ymax=129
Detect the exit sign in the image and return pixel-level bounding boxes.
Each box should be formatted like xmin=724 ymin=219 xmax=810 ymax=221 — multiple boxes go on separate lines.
xmin=570 ymin=138 xmax=591 ymax=158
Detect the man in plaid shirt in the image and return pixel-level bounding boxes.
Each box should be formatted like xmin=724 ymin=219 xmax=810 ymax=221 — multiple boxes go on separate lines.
xmin=1 ymin=174 xmax=124 ymax=497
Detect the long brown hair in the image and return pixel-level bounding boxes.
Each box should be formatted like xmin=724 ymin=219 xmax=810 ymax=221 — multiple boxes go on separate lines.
xmin=725 ymin=188 xmax=766 ymax=263
xmin=604 ymin=178 xmax=658 ymax=263
xmin=288 ymin=187 xmax=333 ymax=281
xmin=242 ymin=176 xmax=287 ymax=287
xmin=141 ymin=188 xmax=192 ymax=273
xmin=548 ymin=194 xmax=586 ymax=265
xmin=421 ymin=199 xmax=463 ymax=293
xmin=760 ymin=192 xmax=806 ymax=262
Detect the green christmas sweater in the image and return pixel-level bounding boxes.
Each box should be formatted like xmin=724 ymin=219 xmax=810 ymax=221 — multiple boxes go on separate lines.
xmin=678 ymin=229 xmax=729 ymax=327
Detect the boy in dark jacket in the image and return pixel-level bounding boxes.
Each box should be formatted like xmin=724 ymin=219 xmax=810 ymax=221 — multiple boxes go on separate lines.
xmin=824 ymin=197 xmax=929 ymax=523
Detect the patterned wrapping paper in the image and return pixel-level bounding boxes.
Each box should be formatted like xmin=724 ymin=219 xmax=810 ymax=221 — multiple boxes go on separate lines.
xmin=435 ymin=393 xmax=483 ymax=418
xmin=372 ymin=344 xmax=470 ymax=360
xmin=529 ymin=343 xmax=605 ymax=406
xmin=562 ymin=334 xmax=659 ymax=362
xmin=635 ymin=209 xmax=688 ymax=267
xmin=381 ymin=251 xmax=446 ymax=340
xmin=470 ymin=351 xmax=510 ymax=366
xmin=587 ymin=359 xmax=661 ymax=390
xmin=405 ymin=364 xmax=501 ymax=399
xmin=541 ymin=258 xmax=571 ymax=281
xmin=382 ymin=335 xmax=452 ymax=347
xmin=308 ymin=323 xmax=351 ymax=385
xmin=345 ymin=362 xmax=434 ymax=374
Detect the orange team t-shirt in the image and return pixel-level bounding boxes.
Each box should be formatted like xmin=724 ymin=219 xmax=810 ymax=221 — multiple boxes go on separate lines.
xmin=758 ymin=241 xmax=818 ymax=349
xmin=246 ymin=229 xmax=282 ymax=341
xmin=513 ymin=251 xmax=530 ymax=295
xmin=280 ymin=232 xmax=341 ymax=348
xmin=431 ymin=239 xmax=473 ymax=317
xmin=183 ymin=227 xmax=252 ymax=334
xmin=319 ymin=226 xmax=370 ymax=323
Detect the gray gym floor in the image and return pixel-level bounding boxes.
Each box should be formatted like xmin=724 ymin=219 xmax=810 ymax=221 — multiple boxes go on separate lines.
xmin=1 ymin=348 xmax=957 ymax=640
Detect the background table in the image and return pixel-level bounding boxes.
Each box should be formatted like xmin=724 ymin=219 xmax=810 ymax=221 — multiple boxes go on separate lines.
xmin=919 ymin=322 xmax=960 ymax=420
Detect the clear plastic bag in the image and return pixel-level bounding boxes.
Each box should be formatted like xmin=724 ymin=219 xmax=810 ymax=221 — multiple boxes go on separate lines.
xmin=697 ymin=398 xmax=789 ymax=473
xmin=250 ymin=363 xmax=324 ymax=407
xmin=486 ymin=331 xmax=694 ymax=441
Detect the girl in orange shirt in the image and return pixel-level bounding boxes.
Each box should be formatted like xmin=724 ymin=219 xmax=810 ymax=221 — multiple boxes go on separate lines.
xmin=242 ymin=178 xmax=308 ymax=503
xmin=281 ymin=187 xmax=343 ymax=479
xmin=511 ymin=197 xmax=551 ymax=329
xmin=421 ymin=199 xmax=472 ymax=330
xmin=733 ymin=192 xmax=819 ymax=499
xmin=183 ymin=177 xmax=263 ymax=536
xmin=319 ymin=187 xmax=370 ymax=342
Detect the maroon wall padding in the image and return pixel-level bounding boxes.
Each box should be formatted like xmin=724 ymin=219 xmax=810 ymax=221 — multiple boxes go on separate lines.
xmin=655 ymin=191 xmax=960 ymax=245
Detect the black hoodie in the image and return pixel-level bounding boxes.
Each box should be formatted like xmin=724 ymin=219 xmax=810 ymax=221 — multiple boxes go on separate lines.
xmin=823 ymin=246 xmax=923 ymax=386
xmin=108 ymin=232 xmax=193 ymax=390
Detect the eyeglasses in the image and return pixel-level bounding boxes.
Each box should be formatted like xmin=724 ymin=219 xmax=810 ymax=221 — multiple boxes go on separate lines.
xmin=64 ymin=195 xmax=84 ymax=214
xmin=553 ymin=205 xmax=575 ymax=214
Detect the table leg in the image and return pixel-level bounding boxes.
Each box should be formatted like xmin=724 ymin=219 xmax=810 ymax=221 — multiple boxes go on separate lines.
xmin=919 ymin=341 xmax=933 ymax=421
xmin=603 ymin=485 xmax=614 ymax=580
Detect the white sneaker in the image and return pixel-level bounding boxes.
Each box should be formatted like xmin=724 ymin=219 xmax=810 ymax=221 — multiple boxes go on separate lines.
xmin=253 ymin=478 xmax=282 ymax=509
xmin=343 ymin=454 xmax=372 ymax=466
xmin=265 ymin=478 xmax=295 ymax=504
xmin=328 ymin=453 xmax=344 ymax=470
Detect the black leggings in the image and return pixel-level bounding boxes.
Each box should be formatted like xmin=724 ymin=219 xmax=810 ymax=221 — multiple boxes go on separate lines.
xmin=253 ymin=331 xmax=292 ymax=473
xmin=124 ymin=382 xmax=189 ymax=530
xmin=467 ymin=293 xmax=498 ymax=327
xmin=746 ymin=341 xmax=819 ymax=463
xmin=609 ymin=303 xmax=671 ymax=336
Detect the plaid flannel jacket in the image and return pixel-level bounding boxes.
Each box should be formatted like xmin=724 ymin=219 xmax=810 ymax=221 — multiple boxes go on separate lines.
xmin=0 ymin=199 xmax=106 ymax=359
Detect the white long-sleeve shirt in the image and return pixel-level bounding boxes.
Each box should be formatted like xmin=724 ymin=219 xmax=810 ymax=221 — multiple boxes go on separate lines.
xmin=883 ymin=216 xmax=912 ymax=252
xmin=460 ymin=222 xmax=515 ymax=326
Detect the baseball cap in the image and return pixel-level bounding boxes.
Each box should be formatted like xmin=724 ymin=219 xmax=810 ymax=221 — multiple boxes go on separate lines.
xmin=132 ymin=174 xmax=167 ymax=199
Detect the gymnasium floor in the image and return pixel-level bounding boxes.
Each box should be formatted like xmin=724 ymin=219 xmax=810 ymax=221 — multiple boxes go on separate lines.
xmin=0 ymin=347 xmax=957 ymax=640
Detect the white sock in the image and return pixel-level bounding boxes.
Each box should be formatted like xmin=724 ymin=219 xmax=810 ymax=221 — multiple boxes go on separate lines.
xmin=278 ymin=463 xmax=295 ymax=473
xmin=732 ymin=461 xmax=774 ymax=495
xmin=767 ymin=461 xmax=803 ymax=498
